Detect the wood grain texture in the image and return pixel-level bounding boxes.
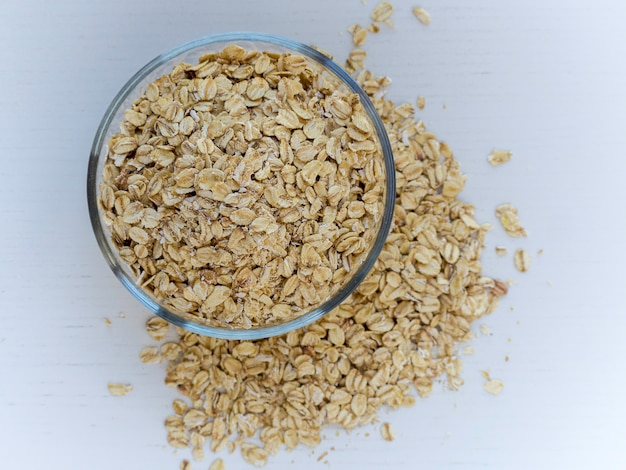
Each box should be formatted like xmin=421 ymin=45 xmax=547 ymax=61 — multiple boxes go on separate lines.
xmin=1 ymin=0 xmax=625 ymax=468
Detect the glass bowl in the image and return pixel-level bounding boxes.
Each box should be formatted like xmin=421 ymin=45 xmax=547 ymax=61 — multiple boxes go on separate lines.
xmin=87 ymin=32 xmax=395 ymax=340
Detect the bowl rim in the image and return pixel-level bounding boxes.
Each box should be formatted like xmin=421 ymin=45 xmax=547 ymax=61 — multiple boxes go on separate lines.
xmin=87 ymin=31 xmax=396 ymax=340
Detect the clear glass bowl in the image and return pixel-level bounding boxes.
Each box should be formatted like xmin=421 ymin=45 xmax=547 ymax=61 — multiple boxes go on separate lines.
xmin=87 ymin=32 xmax=395 ymax=340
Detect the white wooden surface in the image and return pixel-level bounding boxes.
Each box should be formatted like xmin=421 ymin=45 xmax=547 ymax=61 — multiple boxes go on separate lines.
xmin=1 ymin=0 xmax=625 ymax=468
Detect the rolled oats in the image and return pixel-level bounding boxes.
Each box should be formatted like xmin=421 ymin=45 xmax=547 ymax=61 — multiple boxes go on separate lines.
xmin=146 ymin=316 xmax=169 ymax=341
xmin=371 ymin=2 xmax=394 ymax=27
xmin=108 ymin=383 xmax=132 ymax=396
xmin=139 ymin=346 xmax=162 ymax=364
xmin=100 ymin=46 xmax=386 ymax=329
xmin=412 ymin=7 xmax=431 ymax=25
xmin=128 ymin=8 xmax=510 ymax=464
xmin=142 ymin=60 xmax=506 ymax=465
xmin=491 ymin=279 xmax=509 ymax=297
xmin=495 ymin=204 xmax=527 ymax=237
xmin=209 ymin=459 xmax=225 ymax=470
xmin=513 ymin=249 xmax=530 ymax=273
xmin=483 ymin=379 xmax=504 ymax=395
xmin=348 ymin=24 xmax=368 ymax=46
xmin=495 ymin=246 xmax=507 ymax=256
xmin=380 ymin=422 xmax=395 ymax=441
xmin=487 ymin=149 xmax=511 ymax=166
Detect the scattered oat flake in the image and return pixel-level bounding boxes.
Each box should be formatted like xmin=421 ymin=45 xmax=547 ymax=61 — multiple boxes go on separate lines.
xmin=417 ymin=96 xmax=426 ymax=110
xmin=495 ymin=246 xmax=507 ymax=256
xmin=461 ymin=346 xmax=475 ymax=355
xmin=487 ymin=149 xmax=512 ymax=166
xmin=104 ymin=317 xmax=112 ymax=326
xmin=180 ymin=460 xmax=191 ymax=470
xmin=481 ymin=370 xmax=491 ymax=380
xmin=483 ymin=379 xmax=505 ymax=395
xmin=371 ymin=1 xmax=394 ymax=23
xmin=492 ymin=279 xmax=508 ymax=297
xmin=537 ymin=249 xmax=544 ymax=256
xmin=146 ymin=316 xmax=170 ymax=341
xmin=139 ymin=346 xmax=162 ymax=364
xmin=368 ymin=22 xmax=381 ymax=33
xmin=480 ymin=324 xmax=491 ymax=335
xmin=108 ymin=383 xmax=132 ymax=396
xmin=317 ymin=451 xmax=328 ymax=462
xmin=505 ymin=355 xmax=509 ymax=362
xmin=495 ymin=204 xmax=527 ymax=237
xmin=381 ymin=422 xmax=395 ymax=441
xmin=119 ymin=312 xmax=126 ymax=318
xmin=513 ymin=249 xmax=530 ymax=273
xmin=209 ymin=459 xmax=224 ymax=470
xmin=349 ymin=23 xmax=368 ymax=46
xmin=192 ymin=447 xmax=204 ymax=461
xmin=412 ymin=7 xmax=431 ymax=25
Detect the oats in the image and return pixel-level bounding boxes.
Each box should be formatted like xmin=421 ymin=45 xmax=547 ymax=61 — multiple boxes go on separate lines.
xmin=139 ymin=346 xmax=162 ymax=364
xmin=487 ymin=149 xmax=511 ymax=166
xmin=513 ymin=249 xmax=530 ymax=273
xmin=417 ymin=96 xmax=425 ymax=110
xmin=351 ymin=393 xmax=368 ymax=417
xmin=180 ymin=460 xmax=191 ymax=470
xmin=495 ymin=204 xmax=527 ymax=237
xmin=108 ymin=383 xmax=132 ymax=396
xmin=100 ymin=45 xmax=385 ymax=330
xmin=146 ymin=316 xmax=169 ymax=341
xmin=461 ymin=346 xmax=475 ymax=355
xmin=371 ymin=1 xmax=394 ymax=24
xmin=368 ymin=22 xmax=381 ymax=33
xmin=138 ymin=36 xmax=507 ymax=465
xmin=104 ymin=317 xmax=112 ymax=326
xmin=241 ymin=444 xmax=268 ymax=467
xmin=483 ymin=379 xmax=504 ymax=395
xmin=161 ymin=341 xmax=182 ymax=360
xmin=412 ymin=7 xmax=431 ymax=25
xmin=380 ymin=422 xmax=395 ymax=441
xmin=480 ymin=324 xmax=491 ymax=335
xmin=192 ymin=447 xmax=204 ymax=461
xmin=492 ymin=279 xmax=509 ymax=297
xmin=349 ymin=24 xmax=368 ymax=46
xmin=209 ymin=459 xmax=225 ymax=470
xmin=495 ymin=246 xmax=507 ymax=256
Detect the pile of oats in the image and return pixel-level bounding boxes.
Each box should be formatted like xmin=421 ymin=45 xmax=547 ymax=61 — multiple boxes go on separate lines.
xmin=144 ymin=64 xmax=503 ymax=465
xmin=99 ymin=45 xmax=387 ymax=329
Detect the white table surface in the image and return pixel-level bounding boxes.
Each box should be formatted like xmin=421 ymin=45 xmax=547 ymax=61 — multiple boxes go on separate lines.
xmin=2 ymin=0 xmax=625 ymax=468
